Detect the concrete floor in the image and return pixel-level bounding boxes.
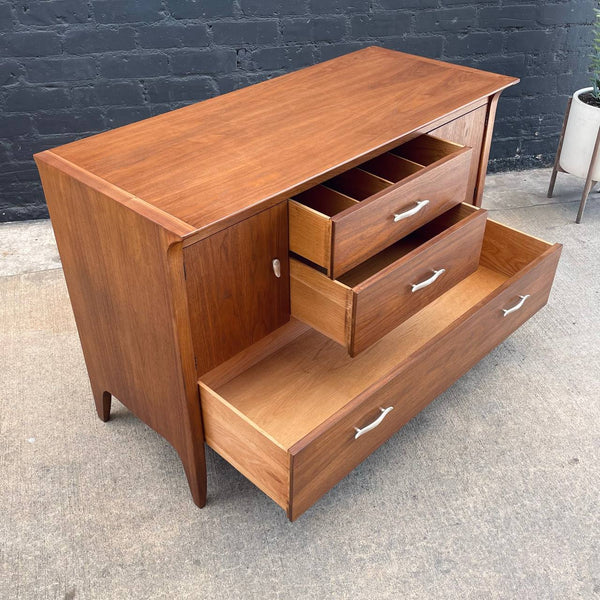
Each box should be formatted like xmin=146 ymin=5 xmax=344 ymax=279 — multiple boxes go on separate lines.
xmin=1 ymin=167 xmax=599 ymax=599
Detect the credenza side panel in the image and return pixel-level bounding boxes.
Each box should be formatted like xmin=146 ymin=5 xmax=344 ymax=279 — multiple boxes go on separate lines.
xmin=185 ymin=202 xmax=291 ymax=376
xmin=425 ymin=104 xmax=487 ymax=206
xmin=36 ymin=155 xmax=207 ymax=506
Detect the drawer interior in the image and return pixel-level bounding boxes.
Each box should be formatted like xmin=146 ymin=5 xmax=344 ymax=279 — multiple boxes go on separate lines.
xmin=292 ymin=184 xmax=358 ymax=216
xmin=324 ymin=168 xmax=390 ymax=200
xmin=360 ymin=152 xmax=422 ymax=182
xmin=203 ymin=269 xmax=502 ymax=451
xmin=200 ymin=218 xmax=556 ymax=452
xmin=390 ymin=135 xmax=464 ymax=166
xmin=291 ymin=134 xmax=464 ymax=218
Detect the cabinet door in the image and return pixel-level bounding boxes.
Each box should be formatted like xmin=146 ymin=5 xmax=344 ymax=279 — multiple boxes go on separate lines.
xmin=184 ymin=202 xmax=290 ymax=376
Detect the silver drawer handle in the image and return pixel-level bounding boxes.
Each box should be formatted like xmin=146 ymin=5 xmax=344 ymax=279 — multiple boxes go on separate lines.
xmin=393 ymin=200 xmax=429 ymax=222
xmin=411 ymin=268 xmax=446 ymax=293
xmin=354 ymin=406 xmax=394 ymax=440
xmin=272 ymin=258 xmax=281 ymax=278
xmin=502 ymin=294 xmax=530 ymax=317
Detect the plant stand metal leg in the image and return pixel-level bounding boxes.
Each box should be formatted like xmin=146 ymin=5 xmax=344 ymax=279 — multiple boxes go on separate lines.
xmin=548 ymin=97 xmax=572 ymax=198
xmin=576 ymin=125 xmax=600 ymax=223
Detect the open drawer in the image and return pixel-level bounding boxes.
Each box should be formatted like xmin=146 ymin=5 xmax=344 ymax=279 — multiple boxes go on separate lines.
xmin=199 ymin=219 xmax=561 ymax=521
xmin=289 ymin=134 xmax=473 ymax=279
xmin=291 ymin=203 xmax=487 ymax=356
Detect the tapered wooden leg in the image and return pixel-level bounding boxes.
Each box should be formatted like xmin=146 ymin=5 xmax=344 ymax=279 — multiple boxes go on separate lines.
xmin=548 ymin=97 xmax=572 ymax=198
xmin=576 ymin=126 xmax=600 ymax=224
xmin=178 ymin=442 xmax=207 ymax=508
xmin=93 ymin=388 xmax=111 ymax=422
xmin=547 ymin=165 xmax=559 ymax=199
xmin=577 ymin=179 xmax=597 ymax=224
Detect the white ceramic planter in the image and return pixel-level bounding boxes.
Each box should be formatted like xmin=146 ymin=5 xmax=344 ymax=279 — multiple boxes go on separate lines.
xmin=560 ymin=87 xmax=600 ymax=180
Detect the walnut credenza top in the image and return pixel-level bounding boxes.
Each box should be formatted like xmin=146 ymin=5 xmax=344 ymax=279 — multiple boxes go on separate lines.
xmin=41 ymin=46 xmax=516 ymax=240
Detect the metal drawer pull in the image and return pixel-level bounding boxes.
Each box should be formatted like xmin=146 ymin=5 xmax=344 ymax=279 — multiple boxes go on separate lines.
xmin=411 ymin=268 xmax=446 ymax=293
xmin=272 ymin=258 xmax=281 ymax=278
xmin=354 ymin=406 xmax=394 ymax=439
xmin=393 ymin=199 xmax=429 ymax=222
xmin=502 ymin=294 xmax=530 ymax=317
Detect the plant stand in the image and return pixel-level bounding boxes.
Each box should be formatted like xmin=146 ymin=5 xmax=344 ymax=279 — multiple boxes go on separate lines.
xmin=548 ymin=97 xmax=600 ymax=223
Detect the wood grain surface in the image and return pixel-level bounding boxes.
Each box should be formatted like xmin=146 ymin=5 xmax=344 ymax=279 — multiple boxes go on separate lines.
xmin=210 ymin=267 xmax=506 ymax=450
xmin=201 ymin=318 xmax=310 ymax=389
xmin=288 ymin=199 xmax=332 ymax=270
xmin=474 ymin=92 xmax=501 ymax=206
xmin=49 ymin=47 xmax=517 ymax=235
xmin=331 ymin=143 xmax=472 ymax=277
xmin=200 ymin=221 xmax=561 ymax=519
xmin=208 ymin=217 xmax=559 ymax=452
xmin=289 ymin=242 xmax=562 ymax=520
xmin=288 ymin=134 xmax=473 ymax=278
xmin=290 ymin=258 xmax=352 ymax=345
xmin=324 ymin=168 xmax=391 ymax=200
xmin=184 ymin=202 xmax=290 ymax=376
xmin=424 ymin=104 xmax=487 ymax=204
xmin=291 ymin=204 xmax=488 ymax=354
xmin=480 ymin=217 xmax=551 ymax=276
xmin=349 ymin=205 xmax=487 ymax=354
xmin=199 ymin=383 xmax=290 ymax=511
xmin=35 ymin=152 xmax=207 ymax=508
xmin=361 ymin=153 xmax=423 ymax=182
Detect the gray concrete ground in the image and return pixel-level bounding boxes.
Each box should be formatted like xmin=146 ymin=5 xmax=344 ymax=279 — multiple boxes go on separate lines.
xmin=1 ymin=167 xmax=599 ymax=599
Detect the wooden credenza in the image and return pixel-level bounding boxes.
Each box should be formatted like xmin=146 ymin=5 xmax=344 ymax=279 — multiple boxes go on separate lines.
xmin=35 ymin=47 xmax=561 ymax=520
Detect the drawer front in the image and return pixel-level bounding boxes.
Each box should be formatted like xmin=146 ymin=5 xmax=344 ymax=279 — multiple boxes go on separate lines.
xmin=349 ymin=208 xmax=487 ymax=355
xmin=291 ymin=205 xmax=487 ymax=355
xmin=289 ymin=243 xmax=561 ymax=520
xmin=331 ymin=147 xmax=472 ymax=278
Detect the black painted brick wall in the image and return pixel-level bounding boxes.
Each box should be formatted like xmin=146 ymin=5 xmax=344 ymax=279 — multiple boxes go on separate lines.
xmin=0 ymin=0 xmax=596 ymax=221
